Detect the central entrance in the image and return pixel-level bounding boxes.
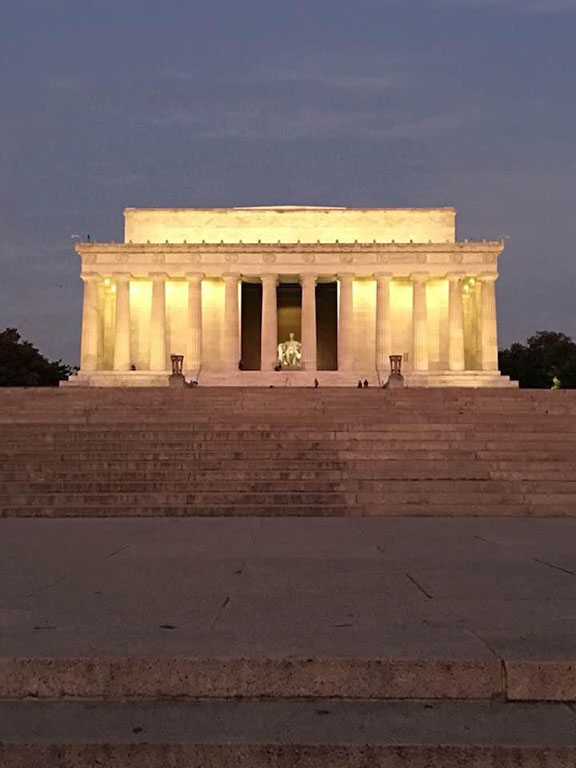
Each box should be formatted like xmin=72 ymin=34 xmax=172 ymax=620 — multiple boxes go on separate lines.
xmin=241 ymin=279 xmax=338 ymax=371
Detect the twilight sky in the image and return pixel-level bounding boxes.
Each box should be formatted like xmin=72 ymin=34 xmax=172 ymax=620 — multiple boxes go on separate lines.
xmin=1 ymin=0 xmax=575 ymax=365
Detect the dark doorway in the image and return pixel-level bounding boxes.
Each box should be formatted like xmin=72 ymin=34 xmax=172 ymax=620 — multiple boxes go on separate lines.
xmin=277 ymin=283 xmax=301 ymax=344
xmin=316 ymin=281 xmax=338 ymax=370
xmin=241 ymin=282 xmax=262 ymax=370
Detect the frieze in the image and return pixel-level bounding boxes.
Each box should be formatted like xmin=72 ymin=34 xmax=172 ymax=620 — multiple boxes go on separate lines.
xmin=303 ymin=253 xmax=316 ymax=264
xmin=225 ymin=253 xmax=238 ymax=263
xmin=482 ymin=253 xmax=497 ymax=264
xmin=115 ymin=253 xmax=129 ymax=264
xmin=451 ymin=252 xmax=464 ymax=264
xmin=152 ymin=253 xmax=166 ymax=265
xmin=340 ymin=254 xmax=353 ymax=264
xmin=262 ymin=253 xmax=276 ymax=264
xmin=83 ymin=254 xmax=96 ymax=264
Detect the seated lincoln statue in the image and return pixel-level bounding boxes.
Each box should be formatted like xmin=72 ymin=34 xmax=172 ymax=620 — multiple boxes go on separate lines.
xmin=277 ymin=333 xmax=302 ymax=368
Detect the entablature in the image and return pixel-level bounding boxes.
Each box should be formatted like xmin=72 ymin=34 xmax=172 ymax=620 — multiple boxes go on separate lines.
xmin=77 ymin=241 xmax=503 ymax=280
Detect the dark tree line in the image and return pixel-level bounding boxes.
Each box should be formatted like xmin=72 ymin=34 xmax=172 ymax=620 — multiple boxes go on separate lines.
xmin=0 ymin=328 xmax=73 ymax=387
xmin=499 ymin=331 xmax=576 ymax=389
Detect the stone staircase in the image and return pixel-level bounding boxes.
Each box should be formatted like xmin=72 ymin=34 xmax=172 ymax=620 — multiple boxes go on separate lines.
xmin=1 ymin=387 xmax=576 ymax=518
xmin=1 ymin=388 xmax=576 ymax=765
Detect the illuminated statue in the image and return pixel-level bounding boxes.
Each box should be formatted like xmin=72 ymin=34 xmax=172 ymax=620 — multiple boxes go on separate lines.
xmin=277 ymin=333 xmax=302 ymax=368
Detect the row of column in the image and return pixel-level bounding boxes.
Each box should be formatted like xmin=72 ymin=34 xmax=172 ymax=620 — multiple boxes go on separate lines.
xmin=80 ymin=272 xmax=499 ymax=374
xmin=80 ymin=272 xmax=203 ymax=373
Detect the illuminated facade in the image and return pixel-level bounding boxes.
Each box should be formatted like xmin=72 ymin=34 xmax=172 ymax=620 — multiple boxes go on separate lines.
xmin=67 ymin=206 xmax=515 ymax=387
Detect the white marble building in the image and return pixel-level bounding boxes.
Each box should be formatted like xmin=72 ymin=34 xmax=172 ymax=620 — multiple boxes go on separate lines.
xmin=66 ymin=206 xmax=515 ymax=387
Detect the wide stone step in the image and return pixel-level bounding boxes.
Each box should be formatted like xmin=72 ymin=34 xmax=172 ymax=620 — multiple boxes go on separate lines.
xmin=4 ymin=502 xmax=575 ymax=517
xmin=3 ymin=477 xmax=576 ymax=494
xmin=1 ymin=698 xmax=574 ymax=767
xmin=1 ymin=698 xmax=575 ymax=768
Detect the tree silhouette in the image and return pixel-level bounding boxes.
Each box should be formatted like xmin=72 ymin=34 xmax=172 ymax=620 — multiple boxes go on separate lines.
xmin=499 ymin=331 xmax=576 ymax=389
xmin=0 ymin=328 xmax=73 ymax=387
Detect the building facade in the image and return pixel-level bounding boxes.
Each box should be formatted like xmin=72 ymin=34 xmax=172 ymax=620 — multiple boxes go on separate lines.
xmin=67 ymin=206 xmax=515 ymax=387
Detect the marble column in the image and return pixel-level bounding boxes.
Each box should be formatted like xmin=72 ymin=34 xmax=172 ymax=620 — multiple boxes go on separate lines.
xmin=411 ymin=273 xmax=429 ymax=372
xmin=113 ymin=273 xmax=131 ymax=372
xmin=480 ymin=273 xmax=499 ymax=371
xmin=80 ymin=274 xmax=100 ymax=372
xmin=149 ymin=272 xmax=167 ymax=371
xmin=223 ymin=273 xmax=240 ymax=370
xmin=260 ymin=274 xmax=278 ymax=371
xmin=375 ymin=273 xmax=392 ymax=373
xmin=186 ymin=272 xmax=203 ymax=374
xmin=300 ymin=274 xmax=317 ymax=370
xmin=338 ymin=274 xmax=354 ymax=371
xmin=447 ymin=273 xmax=465 ymax=372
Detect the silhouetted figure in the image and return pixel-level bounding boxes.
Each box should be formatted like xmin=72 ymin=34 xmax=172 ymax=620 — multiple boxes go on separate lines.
xmin=238 ymin=360 xmax=244 ymax=371
xmin=313 ymin=378 xmax=319 ymax=388
xmin=130 ymin=364 xmax=136 ymax=371
xmin=363 ymin=379 xmax=369 ymax=388
xmin=357 ymin=380 xmax=363 ymax=389
xmin=274 ymin=363 xmax=282 ymax=371
xmin=86 ymin=234 xmax=91 ymax=242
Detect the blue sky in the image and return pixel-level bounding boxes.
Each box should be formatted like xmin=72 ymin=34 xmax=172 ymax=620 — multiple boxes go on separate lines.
xmin=1 ymin=0 xmax=575 ymax=364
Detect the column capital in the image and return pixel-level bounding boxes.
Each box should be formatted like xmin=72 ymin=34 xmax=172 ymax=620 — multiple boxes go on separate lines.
xmin=300 ymin=273 xmax=318 ymax=284
xmin=374 ymin=272 xmax=393 ymax=281
xmin=478 ymin=272 xmax=499 ymax=283
xmin=81 ymin=272 xmax=101 ymax=283
xmin=410 ymin=272 xmax=429 ymax=283
xmin=149 ymin=271 xmax=168 ymax=282
xmin=222 ymin=272 xmax=240 ymax=282
xmin=261 ymin=273 xmax=279 ymax=284
xmin=337 ymin=273 xmax=355 ymax=283
xmin=185 ymin=271 xmax=204 ymax=283
xmin=446 ymin=272 xmax=466 ymax=283
xmin=112 ymin=272 xmax=132 ymax=283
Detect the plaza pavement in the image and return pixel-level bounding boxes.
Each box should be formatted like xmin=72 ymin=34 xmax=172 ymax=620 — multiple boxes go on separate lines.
xmin=1 ymin=516 xmax=576 ymax=764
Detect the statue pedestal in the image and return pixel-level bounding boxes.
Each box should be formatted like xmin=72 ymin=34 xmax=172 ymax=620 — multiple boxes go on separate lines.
xmin=169 ymin=374 xmax=186 ymax=388
xmin=384 ymin=372 xmax=405 ymax=389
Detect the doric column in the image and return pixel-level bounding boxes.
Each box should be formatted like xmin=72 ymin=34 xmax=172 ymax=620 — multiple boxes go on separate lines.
xmin=411 ymin=272 xmax=429 ymax=371
xmin=480 ymin=273 xmax=499 ymax=371
xmin=80 ymin=274 xmax=100 ymax=372
xmin=338 ymin=274 xmax=355 ymax=371
xmin=260 ymin=274 xmax=278 ymax=370
xmin=113 ymin=273 xmax=131 ymax=371
xmin=185 ymin=272 xmax=203 ymax=374
xmin=149 ymin=272 xmax=167 ymax=371
xmin=375 ymin=273 xmax=392 ymax=373
xmin=447 ymin=273 xmax=465 ymax=372
xmin=300 ymin=274 xmax=317 ymax=370
xmin=223 ymin=273 xmax=240 ymax=370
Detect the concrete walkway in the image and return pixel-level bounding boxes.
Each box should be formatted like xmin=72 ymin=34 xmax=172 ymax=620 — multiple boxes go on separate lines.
xmin=1 ymin=517 xmax=575 ymax=701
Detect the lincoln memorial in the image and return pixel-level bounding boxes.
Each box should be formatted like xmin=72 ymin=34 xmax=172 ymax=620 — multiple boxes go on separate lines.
xmin=67 ymin=206 xmax=515 ymax=387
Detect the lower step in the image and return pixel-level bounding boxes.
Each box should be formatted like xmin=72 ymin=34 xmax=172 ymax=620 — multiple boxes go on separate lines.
xmin=2 ymin=503 xmax=576 ymax=517
xmin=1 ymin=656 xmax=574 ymax=701
xmin=0 ymin=699 xmax=574 ymax=767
